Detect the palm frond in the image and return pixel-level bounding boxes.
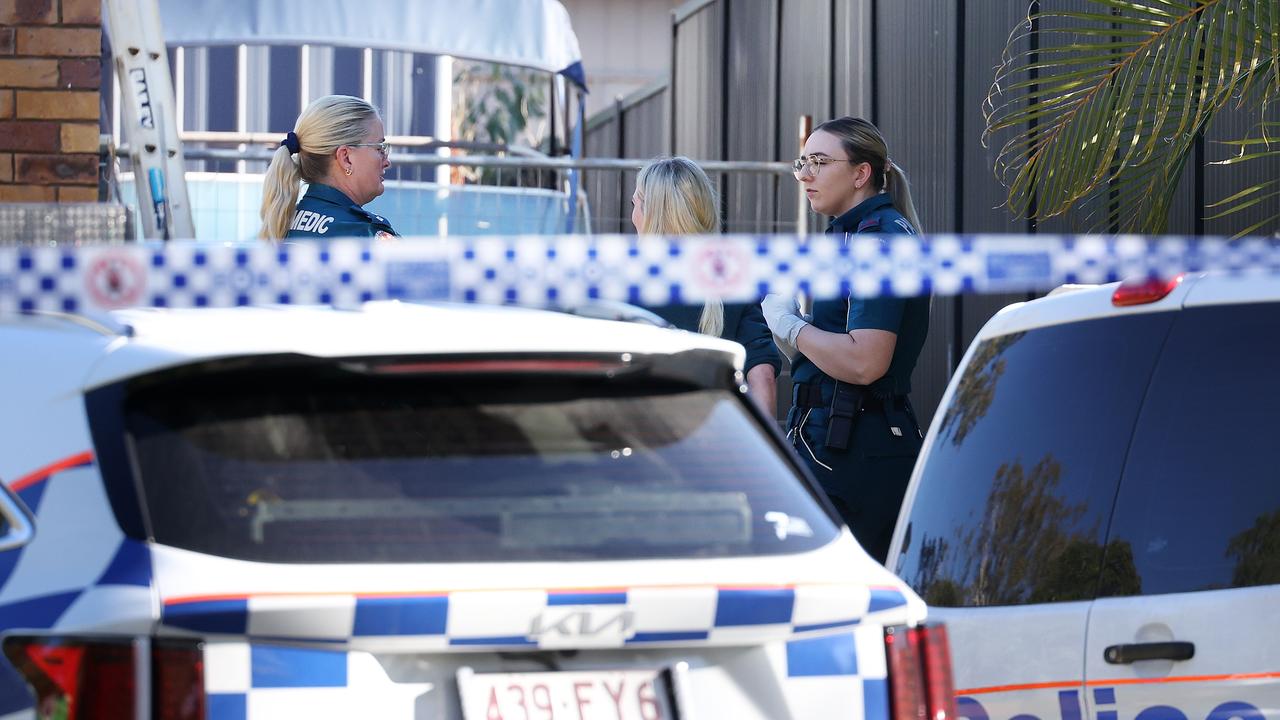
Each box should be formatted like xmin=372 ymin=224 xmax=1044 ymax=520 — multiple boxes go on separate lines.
xmin=985 ymin=0 xmax=1280 ymax=234
xmin=1205 ymin=119 xmax=1280 ymax=236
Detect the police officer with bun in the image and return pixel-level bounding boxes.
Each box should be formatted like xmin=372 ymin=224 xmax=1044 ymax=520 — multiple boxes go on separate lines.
xmin=762 ymin=116 xmax=930 ymax=563
xmin=260 ymin=95 xmax=399 ymax=241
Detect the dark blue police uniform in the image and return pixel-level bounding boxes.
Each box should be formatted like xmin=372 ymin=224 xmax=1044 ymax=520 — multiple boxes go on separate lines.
xmin=285 ymin=183 xmax=398 ymax=239
xmin=648 ymin=302 xmax=781 ymax=379
xmin=785 ymin=192 xmax=930 ymax=562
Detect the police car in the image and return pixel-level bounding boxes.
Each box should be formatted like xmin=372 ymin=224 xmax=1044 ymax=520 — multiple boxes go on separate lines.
xmin=887 ymin=273 xmax=1280 ymax=720
xmin=0 ymin=301 xmax=951 ymax=720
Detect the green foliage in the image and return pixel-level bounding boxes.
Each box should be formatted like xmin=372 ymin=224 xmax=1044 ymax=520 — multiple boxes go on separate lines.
xmin=453 ymin=61 xmax=549 ymax=186
xmin=939 ymin=332 xmax=1025 ymax=446
xmin=1031 ymin=538 xmax=1141 ymax=602
xmin=1227 ymin=508 xmax=1280 ymax=586
xmin=456 ymin=64 xmax=547 ymax=145
xmin=960 ymin=455 xmax=1089 ymax=605
xmin=985 ymin=0 xmax=1280 ymax=236
xmin=1207 ymin=119 xmax=1280 ymax=235
xmin=908 ymin=453 xmax=1146 ymax=607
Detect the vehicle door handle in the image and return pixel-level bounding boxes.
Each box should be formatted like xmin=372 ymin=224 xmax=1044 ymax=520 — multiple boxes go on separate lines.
xmin=1104 ymin=641 xmax=1195 ymax=664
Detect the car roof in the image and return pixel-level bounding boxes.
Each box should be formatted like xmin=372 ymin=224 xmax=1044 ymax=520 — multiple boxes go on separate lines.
xmin=2 ymin=302 xmax=745 ymax=390
xmin=974 ymin=272 xmax=1280 ymax=342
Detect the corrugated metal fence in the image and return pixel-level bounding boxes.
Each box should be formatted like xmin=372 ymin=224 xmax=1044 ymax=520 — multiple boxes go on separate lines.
xmin=584 ymin=0 xmax=1280 ymax=428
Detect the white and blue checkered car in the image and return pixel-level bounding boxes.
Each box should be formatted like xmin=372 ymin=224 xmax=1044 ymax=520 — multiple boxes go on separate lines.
xmin=0 ymin=301 xmax=947 ymax=720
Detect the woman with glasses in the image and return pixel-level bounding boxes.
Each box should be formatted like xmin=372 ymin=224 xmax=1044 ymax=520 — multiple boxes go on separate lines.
xmin=632 ymin=156 xmax=780 ymax=416
xmin=260 ymin=95 xmax=398 ymax=241
xmin=762 ymin=116 xmax=929 ymax=563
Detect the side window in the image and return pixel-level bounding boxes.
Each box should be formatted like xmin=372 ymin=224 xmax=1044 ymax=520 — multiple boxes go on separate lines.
xmin=1101 ymin=302 xmax=1280 ymax=597
xmin=895 ymin=313 xmax=1172 ymax=607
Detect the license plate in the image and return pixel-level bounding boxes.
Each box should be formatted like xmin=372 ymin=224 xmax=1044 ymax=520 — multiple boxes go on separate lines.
xmin=457 ymin=667 xmax=675 ymax=720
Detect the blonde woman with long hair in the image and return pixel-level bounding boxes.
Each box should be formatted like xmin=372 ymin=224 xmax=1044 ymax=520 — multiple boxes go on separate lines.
xmin=761 ymin=116 xmax=930 ymax=563
xmin=260 ymin=95 xmax=398 ymax=241
xmin=632 ymin=156 xmax=779 ymax=416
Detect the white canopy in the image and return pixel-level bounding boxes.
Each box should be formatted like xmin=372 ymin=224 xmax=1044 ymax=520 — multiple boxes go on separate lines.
xmin=155 ymin=0 xmax=587 ymax=89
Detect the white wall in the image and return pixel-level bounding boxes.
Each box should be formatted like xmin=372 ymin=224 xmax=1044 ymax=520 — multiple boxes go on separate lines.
xmin=559 ymin=0 xmax=679 ymax=117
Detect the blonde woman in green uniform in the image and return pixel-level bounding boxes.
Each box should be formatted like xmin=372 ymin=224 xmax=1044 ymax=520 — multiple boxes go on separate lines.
xmin=260 ymin=95 xmax=398 ymax=241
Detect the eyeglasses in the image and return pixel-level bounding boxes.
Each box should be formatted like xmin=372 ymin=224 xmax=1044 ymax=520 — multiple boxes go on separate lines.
xmin=791 ymin=155 xmax=851 ymax=178
xmin=350 ymin=142 xmax=390 ymax=159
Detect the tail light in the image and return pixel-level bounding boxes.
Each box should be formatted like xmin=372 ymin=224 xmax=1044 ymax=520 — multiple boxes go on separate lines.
xmin=885 ymin=623 xmax=957 ymax=720
xmin=153 ymin=643 xmax=207 ymax=720
xmin=359 ymin=358 xmax=629 ymax=374
xmin=2 ymin=636 xmax=204 ymax=720
xmin=1111 ymin=274 xmax=1184 ymax=306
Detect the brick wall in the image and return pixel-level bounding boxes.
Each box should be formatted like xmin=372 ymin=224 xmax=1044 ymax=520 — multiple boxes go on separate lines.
xmin=0 ymin=0 xmax=101 ymax=203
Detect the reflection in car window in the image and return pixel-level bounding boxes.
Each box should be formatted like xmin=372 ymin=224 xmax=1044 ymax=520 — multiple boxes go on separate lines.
xmin=1101 ymin=303 xmax=1280 ymax=596
xmin=119 ymin=363 xmax=837 ymax=563
xmin=895 ymin=314 xmax=1173 ymax=607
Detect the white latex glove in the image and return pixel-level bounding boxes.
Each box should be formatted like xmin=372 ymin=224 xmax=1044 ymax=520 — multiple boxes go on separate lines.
xmin=771 ymin=330 xmax=798 ymax=364
xmin=761 ymin=293 xmax=808 ymax=363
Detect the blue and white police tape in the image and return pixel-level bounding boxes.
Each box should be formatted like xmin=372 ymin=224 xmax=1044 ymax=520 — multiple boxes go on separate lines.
xmin=2 ymin=234 xmax=1279 ymax=315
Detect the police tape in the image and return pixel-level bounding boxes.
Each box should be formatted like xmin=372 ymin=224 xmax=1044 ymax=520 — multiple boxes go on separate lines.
xmin=1 ymin=234 xmax=1279 ymax=314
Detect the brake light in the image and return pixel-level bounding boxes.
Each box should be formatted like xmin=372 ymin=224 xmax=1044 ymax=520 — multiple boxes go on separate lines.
xmin=2 ymin=637 xmax=204 ymax=720
xmin=1111 ymin=274 xmax=1184 ymax=306
xmin=885 ymin=626 xmax=924 ymax=720
xmin=917 ymin=624 xmax=957 ymax=720
xmin=364 ymin=358 xmax=627 ymax=374
xmin=153 ymin=643 xmax=206 ymax=720
xmin=885 ymin=624 xmax=956 ymax=720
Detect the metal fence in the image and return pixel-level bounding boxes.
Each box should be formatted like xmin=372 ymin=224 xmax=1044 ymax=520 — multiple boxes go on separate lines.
xmin=585 ymin=0 xmax=1280 ymax=428
xmin=581 ymin=0 xmax=1083 ymax=428
xmin=583 ymin=83 xmax=806 ymax=235
xmin=114 ymin=135 xmax=589 ymax=240
xmin=114 ymin=133 xmax=802 ymax=242
xmin=586 ymin=107 xmax=813 ymax=236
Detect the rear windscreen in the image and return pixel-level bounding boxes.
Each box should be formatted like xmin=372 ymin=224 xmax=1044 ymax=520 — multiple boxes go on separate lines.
xmin=120 ymin=362 xmax=837 ymax=563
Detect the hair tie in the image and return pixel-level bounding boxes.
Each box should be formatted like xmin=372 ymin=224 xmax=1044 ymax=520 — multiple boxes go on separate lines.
xmin=885 ymin=158 xmax=895 ymax=174
xmin=281 ymin=131 xmax=301 ymax=154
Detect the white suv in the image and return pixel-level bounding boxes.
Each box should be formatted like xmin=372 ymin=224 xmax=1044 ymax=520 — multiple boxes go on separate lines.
xmin=887 ymin=273 xmax=1280 ymax=720
xmin=0 ymin=301 xmax=950 ymax=720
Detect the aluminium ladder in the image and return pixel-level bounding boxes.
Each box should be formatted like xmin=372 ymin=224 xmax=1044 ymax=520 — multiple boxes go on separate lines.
xmin=103 ymin=0 xmax=195 ymax=240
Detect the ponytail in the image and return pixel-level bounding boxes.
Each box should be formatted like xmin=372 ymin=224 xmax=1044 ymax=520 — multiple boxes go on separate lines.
xmin=812 ymin=116 xmax=922 ymax=232
xmin=885 ymin=162 xmax=923 ymax=233
xmin=259 ymin=145 xmax=302 ymax=241
xmin=258 ymin=95 xmax=380 ymax=242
